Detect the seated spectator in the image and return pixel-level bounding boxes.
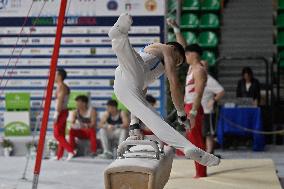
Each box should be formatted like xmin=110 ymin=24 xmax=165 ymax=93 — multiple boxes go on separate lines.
xmin=236 ymin=67 xmax=261 ymax=106
xmin=98 ymin=100 xmax=129 ymax=159
xmin=68 ymin=95 xmax=97 ymax=160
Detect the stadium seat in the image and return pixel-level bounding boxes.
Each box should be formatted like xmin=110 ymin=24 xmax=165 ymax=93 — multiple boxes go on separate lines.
xmin=277 ymin=32 xmax=284 ymax=47
xmin=278 ymin=0 xmax=284 ymax=11
xmin=167 ymin=32 xmax=176 ymax=42
xmin=199 ymin=13 xmax=220 ymax=29
xmin=182 ymin=32 xmax=197 ymax=45
xmin=280 ymin=60 xmax=284 ymax=68
xmin=182 ymin=0 xmax=200 ymax=11
xmin=277 ymin=14 xmax=284 ymax=29
xmin=279 ymin=51 xmax=284 ymax=68
xmin=180 ymin=14 xmax=199 ymax=29
xmin=202 ymin=51 xmax=216 ymax=66
xmin=198 ymin=31 xmax=218 ymax=48
xmin=201 ymin=0 xmax=221 ymax=11
xmin=279 ymin=50 xmax=284 ymax=59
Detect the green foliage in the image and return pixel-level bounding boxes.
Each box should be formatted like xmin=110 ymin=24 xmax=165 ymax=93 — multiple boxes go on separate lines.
xmin=1 ymin=139 xmax=13 ymax=148
xmin=47 ymin=139 xmax=58 ymax=151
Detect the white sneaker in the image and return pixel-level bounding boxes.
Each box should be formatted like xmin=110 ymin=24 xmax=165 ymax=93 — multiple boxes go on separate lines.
xmin=108 ymin=13 xmax=132 ymax=39
xmin=97 ymin=152 xmax=113 ymax=159
xmin=66 ymin=150 xmax=77 ymax=161
xmin=66 ymin=153 xmax=75 ymax=161
xmin=49 ymin=156 xmax=58 ymax=161
xmin=184 ymin=147 xmax=220 ymax=167
xmin=115 ymin=13 xmax=133 ymax=34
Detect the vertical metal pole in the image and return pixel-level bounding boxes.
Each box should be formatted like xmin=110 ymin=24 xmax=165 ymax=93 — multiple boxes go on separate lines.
xmin=176 ymin=0 xmax=182 ymax=25
xmin=32 ymin=0 xmax=67 ymax=188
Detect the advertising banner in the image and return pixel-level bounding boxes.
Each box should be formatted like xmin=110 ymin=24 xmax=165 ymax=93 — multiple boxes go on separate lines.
xmin=0 ymin=0 xmax=165 ymax=17
xmin=5 ymin=92 xmax=30 ymax=111
xmin=0 ymin=0 xmax=166 ymax=129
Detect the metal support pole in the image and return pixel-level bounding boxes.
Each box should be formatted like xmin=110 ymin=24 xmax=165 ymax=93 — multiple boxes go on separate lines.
xmin=32 ymin=0 xmax=67 ymax=188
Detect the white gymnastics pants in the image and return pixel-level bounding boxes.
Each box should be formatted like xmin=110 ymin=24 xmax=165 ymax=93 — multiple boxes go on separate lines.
xmin=110 ymin=27 xmax=196 ymax=152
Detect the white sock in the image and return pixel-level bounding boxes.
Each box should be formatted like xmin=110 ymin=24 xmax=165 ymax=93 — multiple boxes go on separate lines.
xmin=114 ymin=13 xmax=133 ymax=34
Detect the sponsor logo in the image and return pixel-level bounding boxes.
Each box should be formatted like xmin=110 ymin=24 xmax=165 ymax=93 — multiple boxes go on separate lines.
xmin=30 ymin=81 xmax=42 ymax=85
xmin=64 ymin=39 xmax=74 ymax=44
xmin=33 ymin=0 xmax=55 ymax=2
xmin=30 ymin=49 xmax=41 ymax=54
xmin=0 ymin=0 xmax=8 ymax=9
xmin=5 ymin=121 xmax=31 ymax=136
xmin=31 ymin=39 xmax=40 ymax=44
xmin=124 ymin=1 xmax=140 ymax=12
xmin=19 ymin=70 xmax=31 ymax=74
xmin=145 ymin=0 xmax=157 ymax=12
xmin=125 ymin=2 xmax=131 ymax=11
xmin=21 ymin=39 xmax=29 ymax=43
xmin=78 ymin=17 xmax=96 ymax=25
xmin=101 ymin=39 xmax=111 ymax=43
xmin=68 ymin=81 xmax=80 ymax=85
xmin=90 ymin=48 xmax=96 ymax=55
xmin=30 ymin=27 xmax=36 ymax=33
xmin=77 ymin=0 xmax=96 ymax=2
xmin=32 ymin=18 xmax=54 ymax=25
xmin=107 ymin=0 xmax=118 ymax=10
xmin=15 ymin=95 xmax=20 ymax=101
xmin=11 ymin=0 xmax=21 ymax=8
xmin=7 ymin=71 xmax=17 ymax=75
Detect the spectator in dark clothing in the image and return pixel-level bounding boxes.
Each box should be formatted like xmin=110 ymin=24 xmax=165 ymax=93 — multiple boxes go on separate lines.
xmin=236 ymin=67 xmax=261 ymax=106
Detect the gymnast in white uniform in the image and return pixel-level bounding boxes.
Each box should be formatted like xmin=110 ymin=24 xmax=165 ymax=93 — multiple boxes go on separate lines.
xmin=108 ymin=13 xmax=220 ymax=167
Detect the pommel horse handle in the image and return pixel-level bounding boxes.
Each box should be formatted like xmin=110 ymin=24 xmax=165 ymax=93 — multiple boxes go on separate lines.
xmin=117 ymin=140 xmax=160 ymax=160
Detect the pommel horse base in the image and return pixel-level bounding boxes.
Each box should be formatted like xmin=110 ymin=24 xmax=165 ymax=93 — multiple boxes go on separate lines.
xmin=104 ymin=139 xmax=174 ymax=189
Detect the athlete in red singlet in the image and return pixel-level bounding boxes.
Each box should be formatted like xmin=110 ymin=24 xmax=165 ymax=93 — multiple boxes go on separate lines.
xmin=168 ymin=19 xmax=209 ymax=178
xmin=53 ymin=69 xmax=76 ymax=160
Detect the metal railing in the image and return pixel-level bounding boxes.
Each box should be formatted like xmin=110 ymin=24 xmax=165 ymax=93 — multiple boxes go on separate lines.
xmin=276 ymin=57 xmax=284 ymax=103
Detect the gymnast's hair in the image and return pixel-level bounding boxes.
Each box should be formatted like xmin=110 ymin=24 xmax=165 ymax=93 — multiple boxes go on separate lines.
xmin=166 ymin=41 xmax=186 ymax=64
xmin=57 ymin=68 xmax=67 ymax=81
xmin=75 ymin=95 xmax=89 ymax=104
xmin=107 ymin=99 xmax=118 ymax=108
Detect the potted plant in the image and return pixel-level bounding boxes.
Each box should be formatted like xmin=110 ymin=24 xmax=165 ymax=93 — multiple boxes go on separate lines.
xmin=26 ymin=142 xmax=37 ymax=158
xmin=1 ymin=139 xmax=13 ymax=157
xmin=47 ymin=139 xmax=58 ymax=158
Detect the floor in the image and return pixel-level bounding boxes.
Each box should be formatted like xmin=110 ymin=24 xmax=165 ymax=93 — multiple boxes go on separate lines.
xmin=0 ymin=145 xmax=283 ymax=189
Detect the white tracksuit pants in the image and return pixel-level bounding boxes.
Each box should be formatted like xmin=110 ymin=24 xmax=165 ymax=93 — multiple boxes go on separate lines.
xmin=110 ymin=29 xmax=195 ymax=152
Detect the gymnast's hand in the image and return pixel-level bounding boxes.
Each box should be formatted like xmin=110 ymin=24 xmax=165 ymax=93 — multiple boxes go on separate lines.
xmin=107 ymin=124 xmax=115 ymax=132
xmin=177 ymin=113 xmax=191 ymax=130
xmin=166 ymin=18 xmax=179 ymax=29
xmin=188 ymin=114 xmax=196 ymax=129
